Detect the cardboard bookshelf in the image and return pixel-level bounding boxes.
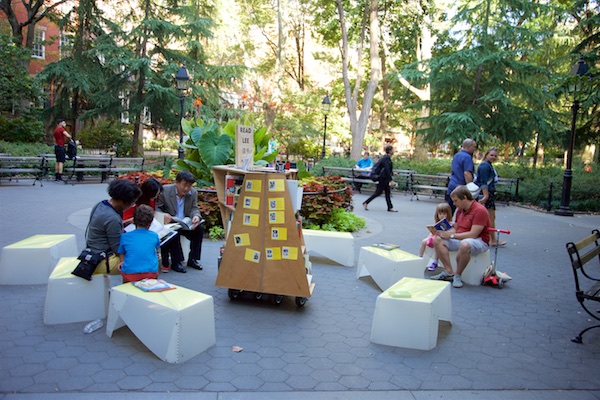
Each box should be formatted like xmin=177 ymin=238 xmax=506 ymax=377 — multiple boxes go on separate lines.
xmin=212 ymin=166 xmax=313 ymax=306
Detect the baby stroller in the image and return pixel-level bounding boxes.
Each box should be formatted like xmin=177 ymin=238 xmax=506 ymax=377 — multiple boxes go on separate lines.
xmin=482 ymin=228 xmax=512 ymax=289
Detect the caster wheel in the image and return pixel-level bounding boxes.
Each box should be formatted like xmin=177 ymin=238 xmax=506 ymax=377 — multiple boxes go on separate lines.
xmin=273 ymin=295 xmax=284 ymax=305
xmin=295 ymin=297 xmax=307 ymax=307
xmin=498 ymin=279 xmax=504 ymax=289
xmin=255 ymin=292 xmax=263 ymax=300
xmin=228 ymin=289 xmax=240 ymax=300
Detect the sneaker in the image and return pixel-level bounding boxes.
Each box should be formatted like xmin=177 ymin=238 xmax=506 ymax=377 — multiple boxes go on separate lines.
xmin=160 ymin=266 xmax=170 ymax=273
xmin=427 ymin=261 xmax=438 ymax=271
xmin=431 ymin=270 xmax=454 ymax=281
xmin=452 ymin=275 xmax=464 ymax=288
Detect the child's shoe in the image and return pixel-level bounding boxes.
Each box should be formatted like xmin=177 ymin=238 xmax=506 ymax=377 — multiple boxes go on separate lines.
xmin=426 ymin=261 xmax=438 ymax=271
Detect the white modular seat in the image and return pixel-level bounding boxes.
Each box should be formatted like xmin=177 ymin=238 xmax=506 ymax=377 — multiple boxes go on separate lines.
xmin=423 ymin=246 xmax=490 ymax=286
xmin=371 ymin=277 xmax=452 ymax=350
xmin=302 ymin=229 xmax=354 ymax=267
xmin=44 ymin=257 xmax=110 ymax=325
xmin=0 ymin=234 xmax=78 ymax=285
xmin=106 ymin=282 xmax=215 ymax=364
xmin=357 ymin=246 xmax=424 ymax=291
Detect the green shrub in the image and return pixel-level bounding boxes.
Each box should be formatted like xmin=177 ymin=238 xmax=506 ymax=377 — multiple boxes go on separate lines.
xmin=311 ymin=156 xmax=357 ymax=176
xmin=0 ymin=115 xmax=45 ymax=143
xmin=0 ymin=140 xmax=52 ymax=156
xmin=209 ymin=226 xmax=225 ymax=241
xmin=77 ymin=120 xmax=133 ymax=156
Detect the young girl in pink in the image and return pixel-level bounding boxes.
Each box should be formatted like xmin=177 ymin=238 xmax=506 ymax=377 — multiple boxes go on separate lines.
xmin=419 ymin=203 xmax=453 ymax=271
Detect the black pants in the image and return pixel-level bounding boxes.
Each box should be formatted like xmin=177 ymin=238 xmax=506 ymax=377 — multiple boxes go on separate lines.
xmin=365 ymin=180 xmax=393 ymax=210
xmin=161 ymin=225 xmax=204 ymax=266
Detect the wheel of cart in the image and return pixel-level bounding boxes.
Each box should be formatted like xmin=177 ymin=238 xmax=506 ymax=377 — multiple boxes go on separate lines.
xmin=272 ymin=295 xmax=284 ymax=305
xmin=228 ymin=288 xmax=241 ymax=300
xmin=295 ymin=297 xmax=307 ymax=307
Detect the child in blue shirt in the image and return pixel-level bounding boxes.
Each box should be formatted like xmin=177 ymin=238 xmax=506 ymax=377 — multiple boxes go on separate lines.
xmin=118 ymin=204 xmax=160 ymax=283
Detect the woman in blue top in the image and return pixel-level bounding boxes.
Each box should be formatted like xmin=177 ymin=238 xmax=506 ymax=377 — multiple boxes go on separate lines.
xmin=475 ymin=147 xmax=506 ymax=247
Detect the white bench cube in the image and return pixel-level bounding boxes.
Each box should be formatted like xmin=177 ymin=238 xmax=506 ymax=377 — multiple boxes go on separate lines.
xmin=106 ymin=283 xmax=215 ymax=364
xmin=302 ymin=229 xmax=354 ymax=266
xmin=357 ymin=246 xmax=424 ymax=291
xmin=44 ymin=257 xmax=110 ymax=325
xmin=0 ymin=234 xmax=78 ymax=285
xmin=423 ymin=247 xmax=490 ymax=286
xmin=371 ymin=277 xmax=452 ymax=350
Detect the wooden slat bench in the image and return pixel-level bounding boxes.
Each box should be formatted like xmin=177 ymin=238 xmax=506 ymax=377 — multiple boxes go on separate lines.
xmin=322 ymin=166 xmax=374 ymax=191
xmin=109 ymin=157 xmax=145 ymax=178
xmin=64 ymin=155 xmax=112 ymax=184
xmin=566 ymin=229 xmax=600 ymax=344
xmin=0 ymin=156 xmax=46 ymax=186
xmin=410 ymin=173 xmax=449 ymax=200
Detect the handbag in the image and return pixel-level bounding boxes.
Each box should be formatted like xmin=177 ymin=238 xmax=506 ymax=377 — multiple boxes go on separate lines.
xmin=370 ymin=160 xmax=382 ymax=182
xmin=71 ymin=248 xmax=109 ymax=281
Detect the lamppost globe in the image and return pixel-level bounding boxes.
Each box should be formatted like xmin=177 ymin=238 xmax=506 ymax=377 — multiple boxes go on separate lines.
xmin=555 ymin=55 xmax=589 ymax=216
xmin=321 ymin=94 xmax=331 ymax=160
xmin=175 ymin=65 xmax=190 ymax=159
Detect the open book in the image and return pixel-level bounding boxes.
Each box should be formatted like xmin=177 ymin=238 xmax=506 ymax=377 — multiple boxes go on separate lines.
xmin=170 ymin=216 xmax=205 ymax=230
xmin=426 ymin=218 xmax=452 ymax=235
xmin=124 ymin=218 xmax=179 ymax=246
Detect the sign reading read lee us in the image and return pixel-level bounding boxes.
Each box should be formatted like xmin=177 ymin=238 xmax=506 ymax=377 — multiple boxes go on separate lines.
xmin=236 ymin=125 xmax=254 ymax=166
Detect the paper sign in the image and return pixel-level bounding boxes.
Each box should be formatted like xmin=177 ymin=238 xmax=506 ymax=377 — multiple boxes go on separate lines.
xmin=265 ymin=247 xmax=282 ymax=261
xmin=268 ymin=198 xmax=285 ymax=211
xmin=236 ymin=125 xmax=254 ymax=166
xmin=281 ymin=246 xmax=298 ymax=260
xmin=267 ymin=179 xmax=285 ymax=192
xmin=233 ymin=233 xmax=250 ymax=247
xmin=268 ymin=211 xmax=285 ymax=224
xmin=271 ymin=228 xmax=287 ymax=241
xmin=242 ymin=213 xmax=259 ymax=227
xmin=245 ymin=180 xmax=262 ymax=193
xmin=243 ymin=196 xmax=260 ymax=210
xmin=244 ymin=249 xmax=260 ymax=263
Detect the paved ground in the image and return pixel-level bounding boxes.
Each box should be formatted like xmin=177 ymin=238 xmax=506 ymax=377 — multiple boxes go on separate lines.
xmin=1 ymin=179 xmax=599 ymax=400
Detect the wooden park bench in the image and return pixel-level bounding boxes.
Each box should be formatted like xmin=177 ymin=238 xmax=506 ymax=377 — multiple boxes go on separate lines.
xmin=409 ymin=173 xmax=449 ymax=200
xmin=0 ymin=156 xmax=47 ymax=186
xmin=322 ymin=166 xmax=375 ymax=191
xmin=566 ymin=229 xmax=600 ymax=344
xmin=63 ymin=155 xmax=112 ymax=183
xmin=109 ymin=157 xmax=145 ymax=178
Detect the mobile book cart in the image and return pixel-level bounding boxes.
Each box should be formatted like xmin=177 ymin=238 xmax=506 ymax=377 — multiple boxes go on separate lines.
xmin=212 ymin=165 xmax=314 ymax=306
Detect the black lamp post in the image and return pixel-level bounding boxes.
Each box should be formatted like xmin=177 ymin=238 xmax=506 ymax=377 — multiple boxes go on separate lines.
xmin=321 ymin=94 xmax=331 ymax=160
xmin=555 ymin=55 xmax=589 ymax=216
xmin=175 ymin=65 xmax=190 ymax=159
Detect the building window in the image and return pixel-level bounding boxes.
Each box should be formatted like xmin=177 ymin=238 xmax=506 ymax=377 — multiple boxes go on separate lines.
xmin=60 ymin=32 xmax=73 ymax=58
xmin=32 ymin=29 xmax=46 ymax=59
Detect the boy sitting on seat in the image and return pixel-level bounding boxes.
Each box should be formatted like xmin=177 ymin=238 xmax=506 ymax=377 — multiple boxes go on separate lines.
xmin=118 ymin=204 xmax=160 ymax=283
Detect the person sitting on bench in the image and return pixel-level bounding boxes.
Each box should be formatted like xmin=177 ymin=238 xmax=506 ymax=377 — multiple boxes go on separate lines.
xmin=353 ymin=152 xmax=373 ymax=193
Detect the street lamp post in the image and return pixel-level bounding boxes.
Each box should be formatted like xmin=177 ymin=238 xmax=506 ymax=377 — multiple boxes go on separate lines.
xmin=321 ymin=94 xmax=331 ymax=160
xmin=175 ymin=65 xmax=190 ymax=159
xmin=555 ymin=55 xmax=589 ymax=216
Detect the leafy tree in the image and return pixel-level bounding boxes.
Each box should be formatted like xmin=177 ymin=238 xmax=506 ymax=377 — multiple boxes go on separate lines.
xmin=0 ymin=34 xmax=41 ymax=115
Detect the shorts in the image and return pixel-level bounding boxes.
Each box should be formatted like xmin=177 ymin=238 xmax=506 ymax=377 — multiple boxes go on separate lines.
xmin=54 ymin=145 xmax=66 ymax=163
xmin=445 ymin=237 xmax=489 ymax=255
xmin=484 ymin=191 xmax=496 ymax=210
xmin=121 ymin=271 xmax=159 ymax=283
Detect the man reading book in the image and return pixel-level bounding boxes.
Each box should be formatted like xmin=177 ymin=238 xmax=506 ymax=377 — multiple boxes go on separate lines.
xmin=157 ymin=171 xmax=204 ymax=273
xmin=430 ymin=185 xmax=490 ymax=288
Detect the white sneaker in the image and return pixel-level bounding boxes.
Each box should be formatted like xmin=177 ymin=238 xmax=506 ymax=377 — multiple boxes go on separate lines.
xmin=431 ymin=270 xmax=454 ymax=281
xmin=452 ymin=275 xmax=463 ymax=288
xmin=427 ymin=261 xmax=438 ymax=271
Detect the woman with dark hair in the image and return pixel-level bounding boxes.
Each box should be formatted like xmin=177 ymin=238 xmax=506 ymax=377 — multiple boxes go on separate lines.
xmin=86 ymin=179 xmax=141 ymax=275
xmin=475 ymin=147 xmax=506 ymax=247
xmin=123 ymin=177 xmax=163 ymax=223
xmin=363 ymin=145 xmax=398 ymax=212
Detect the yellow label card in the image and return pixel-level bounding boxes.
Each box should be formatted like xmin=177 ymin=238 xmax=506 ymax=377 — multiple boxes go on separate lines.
xmin=242 ymin=196 xmax=260 ymax=210
xmin=233 ymin=233 xmax=250 ymax=247
xmin=265 ymin=247 xmax=282 ymax=261
xmin=268 ymin=198 xmax=285 ymax=210
xmin=244 ymin=249 xmax=261 ymax=263
xmin=245 ymin=179 xmax=262 ymax=193
xmin=271 ymin=228 xmax=287 ymax=241
xmin=268 ymin=211 xmax=285 ymax=224
xmin=281 ymin=246 xmax=298 ymax=260
xmin=242 ymin=213 xmax=259 ymax=227
xmin=267 ymin=179 xmax=285 ymax=192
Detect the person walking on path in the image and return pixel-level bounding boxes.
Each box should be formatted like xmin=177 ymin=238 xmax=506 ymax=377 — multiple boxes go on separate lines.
xmin=446 ymin=138 xmax=476 ymax=215
xmin=363 ymin=145 xmax=398 ymax=212
xmin=475 ymin=147 xmax=506 ymax=247
xmin=431 ymin=185 xmax=490 ymax=288
xmin=53 ymin=119 xmax=71 ymax=181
